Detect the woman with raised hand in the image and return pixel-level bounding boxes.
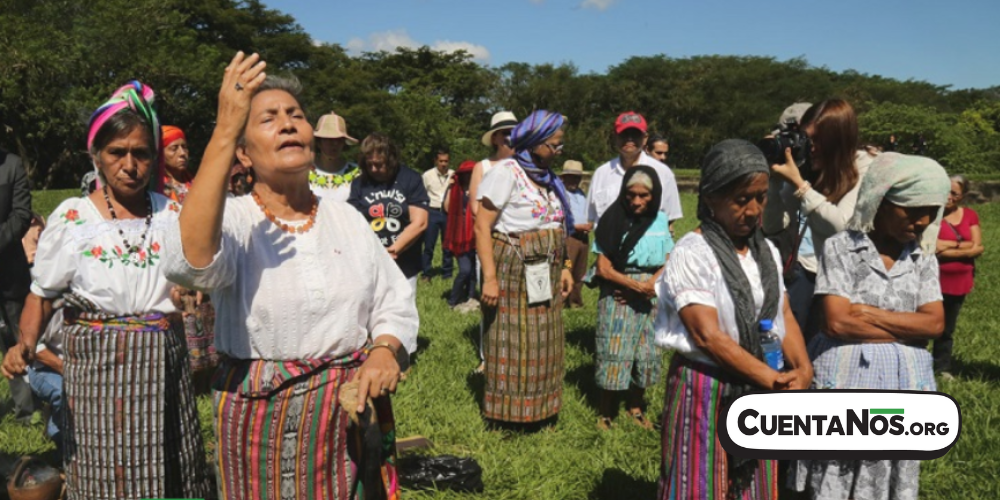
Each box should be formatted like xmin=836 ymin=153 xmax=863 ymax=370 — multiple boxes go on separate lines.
xmin=162 ymin=52 xmax=417 ymax=500
xmin=1 ymin=81 xmax=212 ymax=499
xmin=591 ymin=165 xmax=673 ymax=430
xmin=791 ymin=153 xmax=950 ymax=500
xmin=655 ymin=140 xmax=812 ymax=500
xmin=475 ymin=110 xmax=574 ymax=427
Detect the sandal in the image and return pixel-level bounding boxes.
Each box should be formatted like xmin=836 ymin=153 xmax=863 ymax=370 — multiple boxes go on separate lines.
xmin=597 ymin=416 xmax=614 ymax=431
xmin=629 ymin=409 xmax=655 ymax=430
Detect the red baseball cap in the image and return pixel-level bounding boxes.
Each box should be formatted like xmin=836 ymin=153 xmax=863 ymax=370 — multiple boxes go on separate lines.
xmin=615 ymin=111 xmax=647 ymax=134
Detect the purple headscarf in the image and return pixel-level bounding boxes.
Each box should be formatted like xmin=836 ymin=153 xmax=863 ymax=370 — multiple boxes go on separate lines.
xmin=510 ymin=110 xmax=574 ymax=230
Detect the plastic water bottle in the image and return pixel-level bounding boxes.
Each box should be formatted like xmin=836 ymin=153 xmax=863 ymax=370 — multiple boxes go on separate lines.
xmin=759 ymin=319 xmax=784 ymax=371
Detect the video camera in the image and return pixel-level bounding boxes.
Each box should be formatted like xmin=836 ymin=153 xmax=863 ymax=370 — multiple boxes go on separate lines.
xmin=756 ymin=119 xmax=813 ymax=180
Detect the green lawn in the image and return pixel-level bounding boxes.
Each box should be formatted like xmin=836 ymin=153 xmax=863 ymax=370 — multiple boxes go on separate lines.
xmin=1 ymin=191 xmax=998 ymax=499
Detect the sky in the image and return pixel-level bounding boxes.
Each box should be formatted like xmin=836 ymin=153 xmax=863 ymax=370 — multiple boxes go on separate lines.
xmin=262 ymin=0 xmax=999 ymax=91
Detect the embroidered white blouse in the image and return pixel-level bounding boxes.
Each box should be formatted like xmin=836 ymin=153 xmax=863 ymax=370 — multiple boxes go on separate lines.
xmin=161 ymin=195 xmax=418 ymax=360
xmin=30 ymin=194 xmax=180 ymax=315
xmin=655 ymin=232 xmax=788 ymax=367
xmin=477 ymin=159 xmax=565 ymax=234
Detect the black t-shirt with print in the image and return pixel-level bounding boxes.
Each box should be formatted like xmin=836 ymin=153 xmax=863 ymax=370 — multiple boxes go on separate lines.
xmin=348 ymin=166 xmax=430 ymax=278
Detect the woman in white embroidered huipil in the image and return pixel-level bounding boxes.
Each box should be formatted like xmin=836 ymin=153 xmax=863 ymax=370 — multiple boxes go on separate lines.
xmin=161 ymin=53 xmax=416 ymax=500
xmin=1 ymin=81 xmax=212 ymax=500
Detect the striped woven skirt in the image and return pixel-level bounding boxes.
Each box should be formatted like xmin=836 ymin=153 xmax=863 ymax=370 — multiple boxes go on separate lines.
xmin=658 ymin=354 xmax=777 ymax=500
xmin=595 ymin=270 xmax=662 ymax=391
xmin=213 ymin=352 xmax=399 ymax=500
xmin=61 ymin=295 xmax=213 ymax=500
xmin=483 ymin=228 xmax=565 ymax=423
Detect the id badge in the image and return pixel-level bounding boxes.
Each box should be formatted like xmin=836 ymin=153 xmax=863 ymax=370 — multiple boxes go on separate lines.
xmin=524 ymin=259 xmax=553 ymax=305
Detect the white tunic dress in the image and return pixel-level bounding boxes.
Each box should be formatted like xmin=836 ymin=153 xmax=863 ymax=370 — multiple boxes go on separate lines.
xmin=161 ymin=195 xmax=419 ymax=360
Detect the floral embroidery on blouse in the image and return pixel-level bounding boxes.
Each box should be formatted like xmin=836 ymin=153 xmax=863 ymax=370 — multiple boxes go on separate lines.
xmin=83 ymin=241 xmax=162 ymax=269
xmin=512 ymin=164 xmax=564 ymax=224
xmin=61 ymin=209 xmax=84 ymax=225
xmin=167 ymin=202 xmax=181 ymax=213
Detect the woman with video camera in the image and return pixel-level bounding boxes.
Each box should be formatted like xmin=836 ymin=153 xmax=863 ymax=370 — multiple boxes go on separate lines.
xmin=762 ymin=99 xmax=873 ymax=338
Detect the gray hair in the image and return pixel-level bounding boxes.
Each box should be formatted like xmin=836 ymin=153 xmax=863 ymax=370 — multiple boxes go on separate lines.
xmin=626 ymin=171 xmax=655 ymax=191
xmin=237 ymin=74 xmax=305 ymax=147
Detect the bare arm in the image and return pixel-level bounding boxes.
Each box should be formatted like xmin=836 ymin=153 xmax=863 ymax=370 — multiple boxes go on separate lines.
xmin=475 ymin=200 xmax=500 ymax=307
xmin=388 ymin=206 xmax=428 ymax=255
xmin=1 ymin=293 xmax=54 ymax=378
xmin=679 ymin=304 xmax=781 ymax=390
xmin=178 ymin=52 xmax=266 ymax=268
xmin=469 ymin=162 xmax=485 ymax=217
xmin=35 ymin=348 xmax=63 ymax=375
xmin=822 ymin=295 xmax=943 ymax=341
xmin=937 ymin=224 xmax=984 ymax=260
xmin=595 ymin=253 xmax=650 ymax=295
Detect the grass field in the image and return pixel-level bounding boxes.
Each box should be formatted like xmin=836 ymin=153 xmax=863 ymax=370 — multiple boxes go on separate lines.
xmin=1 ymin=190 xmax=998 ymax=499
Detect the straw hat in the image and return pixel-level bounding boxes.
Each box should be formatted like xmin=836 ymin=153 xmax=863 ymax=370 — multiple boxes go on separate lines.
xmin=560 ymin=160 xmax=585 ymax=177
xmin=314 ymin=111 xmax=358 ymax=144
xmin=481 ymin=111 xmax=518 ymax=146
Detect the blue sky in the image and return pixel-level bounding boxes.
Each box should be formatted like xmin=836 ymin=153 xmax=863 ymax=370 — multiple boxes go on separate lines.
xmin=264 ymin=0 xmax=999 ymax=90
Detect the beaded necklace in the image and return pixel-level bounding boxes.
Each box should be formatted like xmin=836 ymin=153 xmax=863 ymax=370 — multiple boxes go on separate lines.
xmin=308 ymin=165 xmax=360 ymax=188
xmin=251 ymin=190 xmax=318 ymax=234
xmin=102 ymin=186 xmax=153 ymax=258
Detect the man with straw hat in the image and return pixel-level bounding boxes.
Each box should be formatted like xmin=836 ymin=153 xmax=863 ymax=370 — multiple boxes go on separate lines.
xmin=469 ymin=111 xmax=518 ymax=216
xmin=561 ymin=159 xmax=590 ymax=308
xmin=310 ymin=110 xmax=359 ymax=203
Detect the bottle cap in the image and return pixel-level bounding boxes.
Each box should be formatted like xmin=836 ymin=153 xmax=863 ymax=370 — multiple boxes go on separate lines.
xmin=759 ymin=319 xmax=774 ymax=331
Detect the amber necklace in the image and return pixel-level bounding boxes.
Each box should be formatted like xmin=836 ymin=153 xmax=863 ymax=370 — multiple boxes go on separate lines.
xmin=251 ymin=190 xmax=318 ymax=234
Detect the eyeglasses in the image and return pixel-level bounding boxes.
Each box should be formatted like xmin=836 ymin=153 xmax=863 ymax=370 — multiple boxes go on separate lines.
xmin=619 ymin=113 xmax=642 ymax=124
xmin=544 ymin=142 xmax=564 ymax=153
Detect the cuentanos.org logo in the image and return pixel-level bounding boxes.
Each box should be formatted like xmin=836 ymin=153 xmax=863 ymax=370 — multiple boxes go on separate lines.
xmin=718 ymin=390 xmax=961 ymax=460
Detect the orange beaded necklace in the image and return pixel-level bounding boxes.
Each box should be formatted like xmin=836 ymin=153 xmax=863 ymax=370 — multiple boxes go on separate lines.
xmin=251 ymin=190 xmax=318 ymax=234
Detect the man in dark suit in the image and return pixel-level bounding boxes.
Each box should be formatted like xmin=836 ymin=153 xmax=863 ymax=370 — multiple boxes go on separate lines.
xmin=0 ymin=149 xmax=35 ymax=422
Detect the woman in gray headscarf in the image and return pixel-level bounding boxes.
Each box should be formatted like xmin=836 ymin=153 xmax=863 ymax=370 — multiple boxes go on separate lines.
xmin=790 ymin=153 xmax=950 ymax=500
xmin=654 ymin=139 xmax=812 ymax=499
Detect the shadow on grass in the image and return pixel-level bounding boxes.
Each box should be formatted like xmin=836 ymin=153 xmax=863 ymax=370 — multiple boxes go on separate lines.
xmin=409 ymin=336 xmax=432 ymax=368
xmin=565 ymin=325 xmax=595 ymax=356
xmin=952 ymin=358 xmax=1000 ymax=382
xmin=589 ymin=467 xmax=657 ymax=499
xmin=565 ymin=362 xmax=601 ymax=414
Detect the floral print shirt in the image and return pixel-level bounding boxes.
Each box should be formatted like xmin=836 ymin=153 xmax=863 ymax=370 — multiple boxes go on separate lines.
xmin=30 ymin=193 xmax=181 ymax=314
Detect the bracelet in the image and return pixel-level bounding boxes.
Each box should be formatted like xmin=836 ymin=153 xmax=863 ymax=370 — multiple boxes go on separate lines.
xmin=564 ymin=259 xmax=573 ymax=270
xmin=368 ymin=342 xmax=398 ymax=357
xmin=793 ymin=181 xmax=812 ymax=199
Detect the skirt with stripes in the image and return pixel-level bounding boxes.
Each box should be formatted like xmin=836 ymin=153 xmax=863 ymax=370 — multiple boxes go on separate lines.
xmin=595 ymin=270 xmax=662 ymax=391
xmin=61 ymin=295 xmax=213 ymax=500
xmin=483 ymin=228 xmax=565 ymax=423
xmin=213 ymin=351 xmax=398 ymax=500
xmin=658 ymin=354 xmax=777 ymax=500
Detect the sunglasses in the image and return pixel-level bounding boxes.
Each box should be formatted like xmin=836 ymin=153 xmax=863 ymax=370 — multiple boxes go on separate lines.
xmin=544 ymin=142 xmax=565 ymax=153
xmin=619 ymin=114 xmax=642 ymax=124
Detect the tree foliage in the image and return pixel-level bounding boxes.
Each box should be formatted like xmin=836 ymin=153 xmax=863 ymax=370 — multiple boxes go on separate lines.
xmin=2 ymin=1 xmax=998 ymax=188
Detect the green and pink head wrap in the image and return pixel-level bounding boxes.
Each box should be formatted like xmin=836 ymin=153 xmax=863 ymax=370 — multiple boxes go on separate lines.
xmin=86 ymin=81 xmax=162 ymax=191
